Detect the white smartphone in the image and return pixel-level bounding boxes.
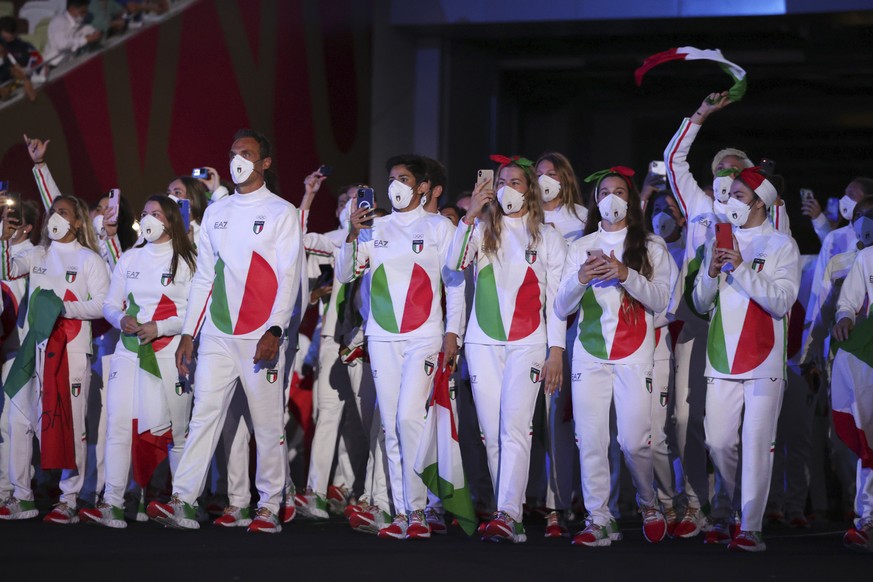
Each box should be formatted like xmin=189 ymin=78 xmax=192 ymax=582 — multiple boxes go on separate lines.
xmin=586 ymin=248 xmax=605 ymax=261
xmin=477 ymin=169 xmax=494 ymax=186
xmin=650 ymin=161 xmax=666 ymax=176
xmin=107 ymin=188 xmax=120 ymax=223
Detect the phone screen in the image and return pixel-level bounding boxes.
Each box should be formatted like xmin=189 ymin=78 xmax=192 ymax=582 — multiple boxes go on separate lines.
xmin=5 ymin=192 xmax=20 ymax=222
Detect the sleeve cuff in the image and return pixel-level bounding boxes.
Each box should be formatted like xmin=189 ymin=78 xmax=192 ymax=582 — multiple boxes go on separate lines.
xmin=835 ymin=310 xmax=856 ymax=325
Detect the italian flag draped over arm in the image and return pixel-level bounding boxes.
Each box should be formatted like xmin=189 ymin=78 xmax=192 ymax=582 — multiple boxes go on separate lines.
xmin=414 ymin=353 xmax=477 ymax=535
xmin=635 ymin=47 xmax=748 ymax=102
xmin=831 ymin=317 xmax=873 ymax=469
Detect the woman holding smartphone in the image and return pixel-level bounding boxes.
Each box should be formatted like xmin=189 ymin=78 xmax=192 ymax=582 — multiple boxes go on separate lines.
xmin=693 ymin=167 xmax=800 ymax=552
xmin=0 ymin=195 xmax=110 ymax=523
xmin=447 ymin=155 xmax=566 ymax=543
xmin=555 ymin=166 xmax=673 ymax=547
xmin=78 ymin=196 xmax=196 ymax=528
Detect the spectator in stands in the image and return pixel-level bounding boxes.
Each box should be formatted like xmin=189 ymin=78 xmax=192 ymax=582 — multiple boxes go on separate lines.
xmin=0 ymin=45 xmax=36 ymax=102
xmin=44 ymin=0 xmax=103 ymax=67
xmin=88 ymin=0 xmax=126 ymax=37
xmin=0 ymin=17 xmax=40 ymax=68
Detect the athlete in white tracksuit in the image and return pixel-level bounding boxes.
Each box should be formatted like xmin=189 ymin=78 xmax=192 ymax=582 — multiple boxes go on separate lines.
xmin=337 ymin=155 xmax=465 ymax=539
xmin=555 ymin=169 xmax=673 ymax=546
xmin=0 ymin=195 xmax=110 ymax=523
xmin=831 ymin=213 xmax=873 ymax=552
xmin=447 ymin=158 xmax=566 ymax=543
xmin=81 ymin=196 xmax=195 ymax=528
xmin=148 ymin=131 xmax=302 ymax=533
xmin=663 ymin=92 xmax=790 ymax=538
xmin=693 ymin=169 xmax=800 ymax=552
xmin=535 ymin=152 xmax=587 ymax=536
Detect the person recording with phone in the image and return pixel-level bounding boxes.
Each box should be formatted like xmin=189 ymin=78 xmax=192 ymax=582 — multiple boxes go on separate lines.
xmin=693 ymin=167 xmax=800 ymax=552
xmin=337 ymin=154 xmax=465 ymax=540
xmin=167 ymin=177 xmax=210 ymax=248
xmin=554 ymin=166 xmax=673 ymax=547
xmin=446 ymin=155 xmax=566 ymax=544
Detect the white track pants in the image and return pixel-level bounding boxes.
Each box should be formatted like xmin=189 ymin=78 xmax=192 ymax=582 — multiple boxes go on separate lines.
xmin=222 ymin=384 xmax=252 ymax=508
xmin=103 ymin=352 xmax=192 ymax=507
xmin=705 ymin=376 xmax=784 ymax=531
xmin=0 ymin=356 xmax=16 ymax=498
xmin=368 ymin=337 xmax=441 ymax=515
xmin=467 ymin=342 xmax=545 ymax=523
xmin=652 ymin=354 xmax=679 ymax=508
xmin=456 ymin=354 xmax=494 ymax=510
xmin=855 ymin=462 xmax=873 ymax=525
xmin=9 ymin=350 xmax=90 ymax=506
xmin=308 ymin=335 xmax=365 ymax=495
xmin=172 ymin=335 xmax=287 ymax=514
xmin=768 ymin=364 xmax=815 ymax=515
xmin=545 ymin=326 xmax=577 ymax=511
xmin=571 ymin=360 xmax=656 ymax=526
xmin=360 ymin=399 xmax=391 ymax=512
xmin=673 ymin=329 xmax=711 ymax=510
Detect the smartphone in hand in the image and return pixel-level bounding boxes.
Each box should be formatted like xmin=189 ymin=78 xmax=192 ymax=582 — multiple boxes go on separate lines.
xmin=715 ymin=222 xmax=732 ymax=250
xmin=356 ymin=187 xmax=375 ymax=227
xmin=106 ymin=188 xmax=120 ymax=223
xmin=177 ymin=198 xmax=191 ymax=231
xmin=477 ymin=169 xmax=494 ymax=186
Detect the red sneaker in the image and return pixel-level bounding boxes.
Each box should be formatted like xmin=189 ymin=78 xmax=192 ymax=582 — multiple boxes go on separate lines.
xmin=641 ymin=506 xmax=666 ymax=543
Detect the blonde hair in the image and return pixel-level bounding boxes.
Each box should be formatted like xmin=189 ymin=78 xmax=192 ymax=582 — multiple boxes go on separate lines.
xmin=481 ymin=161 xmax=545 ymax=256
xmin=710 ymin=148 xmax=753 ymax=176
xmin=535 ymin=152 xmax=585 ymax=219
xmin=43 ymin=195 xmax=101 ymax=254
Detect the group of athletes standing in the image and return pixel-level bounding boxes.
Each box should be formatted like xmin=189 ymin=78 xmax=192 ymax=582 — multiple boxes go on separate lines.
xmin=0 ymin=90 xmax=870 ymax=555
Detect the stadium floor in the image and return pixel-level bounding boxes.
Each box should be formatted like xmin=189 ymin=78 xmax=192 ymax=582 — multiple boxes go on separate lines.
xmin=0 ymin=511 xmax=868 ymax=581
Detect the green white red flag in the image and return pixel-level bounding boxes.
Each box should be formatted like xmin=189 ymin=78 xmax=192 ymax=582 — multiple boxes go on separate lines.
xmin=414 ymin=353 xmax=477 ymax=535
xmin=831 ymin=317 xmax=873 ymax=469
xmin=635 ymin=47 xmax=748 ymax=101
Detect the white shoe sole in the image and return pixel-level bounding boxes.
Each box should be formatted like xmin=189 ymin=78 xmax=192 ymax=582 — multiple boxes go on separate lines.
xmin=0 ymin=509 xmax=39 ymax=520
xmin=215 ymin=518 xmax=253 ymax=527
xmin=575 ymin=538 xmax=612 ymax=547
xmin=45 ymin=515 xmax=80 ymax=524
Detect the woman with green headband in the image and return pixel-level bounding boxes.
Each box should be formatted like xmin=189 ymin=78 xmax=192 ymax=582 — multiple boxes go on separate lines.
xmin=554 ymin=166 xmax=674 ymax=547
xmin=446 ymin=155 xmax=567 ymax=543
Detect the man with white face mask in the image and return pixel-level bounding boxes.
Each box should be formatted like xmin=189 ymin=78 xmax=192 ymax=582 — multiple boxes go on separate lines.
xmin=148 ymin=129 xmax=302 ymax=533
xmin=693 ymin=167 xmax=800 ymax=552
xmin=44 ymin=0 xmax=103 ymax=66
xmin=662 ymin=91 xmax=791 ymax=540
xmin=338 ymin=154 xmax=466 ymax=540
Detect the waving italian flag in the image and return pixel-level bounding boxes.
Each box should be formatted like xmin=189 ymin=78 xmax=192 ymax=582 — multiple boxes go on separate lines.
xmin=831 ymin=317 xmax=873 ymax=469
xmin=414 ymin=353 xmax=477 ymax=535
xmin=635 ymin=47 xmax=748 ymax=102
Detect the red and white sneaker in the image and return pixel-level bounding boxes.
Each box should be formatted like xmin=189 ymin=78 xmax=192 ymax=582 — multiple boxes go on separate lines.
xmin=407 ymin=509 xmax=431 ymax=540
xmin=424 ymin=507 xmax=447 ymax=535
xmin=350 ymin=505 xmax=391 ymax=535
xmin=728 ymin=530 xmax=766 ymax=552
xmin=344 ymin=499 xmax=366 ymax=520
xmin=663 ymin=506 xmax=679 ymax=538
xmin=79 ymin=503 xmax=126 ymax=528
xmin=213 ymin=505 xmax=252 ymax=527
xmin=484 ymin=511 xmax=527 ymax=543
xmin=377 ymin=514 xmax=408 ymax=539
xmin=673 ymin=506 xmax=703 ymax=538
xmin=544 ymin=511 xmax=570 ymax=539
xmin=44 ymin=502 xmax=79 ymax=525
xmin=572 ymin=521 xmax=611 ymax=547
xmin=326 ymin=485 xmax=349 ymax=515
xmin=247 ymin=507 xmax=282 ymax=534
xmin=641 ymin=506 xmax=666 ymax=543
xmin=704 ymin=520 xmax=731 ymax=544
xmin=843 ymin=519 xmax=873 ymax=553
xmin=0 ymin=497 xmax=39 ymax=520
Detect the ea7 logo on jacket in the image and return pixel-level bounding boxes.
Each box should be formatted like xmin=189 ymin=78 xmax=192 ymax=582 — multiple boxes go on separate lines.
xmin=253 ymin=215 xmax=266 ymax=235
xmin=412 ymin=239 xmax=424 ymax=254
xmin=374 ymin=240 xmax=389 ymax=248
xmin=693 ymin=216 xmax=713 ymax=229
xmin=32 ymin=266 xmax=47 ymax=274
xmin=65 ymin=270 xmax=78 ymax=283
xmin=214 ymin=221 xmax=228 ymax=229
xmin=525 ymin=250 xmax=537 ymax=264
xmin=126 ymin=271 xmax=140 ymax=279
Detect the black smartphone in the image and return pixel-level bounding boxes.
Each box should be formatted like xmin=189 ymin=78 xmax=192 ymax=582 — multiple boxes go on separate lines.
xmin=759 ymin=158 xmax=776 ymax=175
xmin=357 ymin=187 xmax=374 ymax=227
xmin=315 ymin=264 xmax=334 ymax=288
xmin=318 ymin=165 xmax=333 ymax=177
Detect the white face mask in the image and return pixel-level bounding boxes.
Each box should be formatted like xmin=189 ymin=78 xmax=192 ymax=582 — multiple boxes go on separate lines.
xmin=726 ymin=197 xmax=752 ymax=227
xmin=92 ymin=213 xmax=105 ymax=236
xmin=652 ymin=211 xmax=677 ymax=238
xmin=538 ymin=174 xmax=561 ymax=203
xmin=712 ymin=176 xmax=733 ymax=204
xmin=713 ymin=200 xmax=730 ymax=222
xmin=388 ymin=180 xmax=414 ymax=210
xmin=140 ymin=214 xmax=165 ymax=243
xmin=840 ymin=194 xmax=858 ymax=222
xmin=854 ymin=216 xmax=873 ymax=248
xmin=47 ymin=212 xmax=71 ymax=241
xmin=496 ymin=185 xmax=525 ymax=214
xmin=230 ymin=154 xmax=255 ymax=185
xmin=597 ymin=193 xmax=628 ymax=224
